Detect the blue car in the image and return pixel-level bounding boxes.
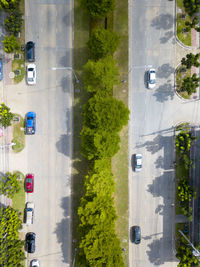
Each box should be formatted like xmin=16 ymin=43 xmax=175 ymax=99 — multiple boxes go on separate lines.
xmin=26 ymin=112 xmax=36 ymax=135
xmin=0 ymin=59 xmax=3 ymax=81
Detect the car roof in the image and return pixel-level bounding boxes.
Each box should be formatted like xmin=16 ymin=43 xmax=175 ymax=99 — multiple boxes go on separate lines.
xmin=27 ymin=112 xmax=36 ymax=118
xmin=26 ymin=173 xmax=34 ymax=179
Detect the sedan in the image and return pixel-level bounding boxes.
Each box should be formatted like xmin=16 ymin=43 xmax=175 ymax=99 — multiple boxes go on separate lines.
xmin=134 ymin=154 xmax=142 ymax=172
xmin=25 ymin=111 xmax=36 ymax=135
xmin=25 ymin=202 xmax=34 ymax=225
xmin=27 ymin=64 xmax=36 ymax=85
xmin=131 ymin=226 xmax=141 ymax=244
xmin=25 ymin=174 xmax=34 ymax=193
xmin=147 ymin=68 xmax=156 ymax=89
xmin=25 ymin=232 xmax=36 ymax=253
xmin=30 ymin=259 xmax=40 ymax=267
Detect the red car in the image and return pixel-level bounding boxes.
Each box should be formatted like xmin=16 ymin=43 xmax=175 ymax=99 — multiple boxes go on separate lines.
xmin=25 ymin=174 xmax=34 ymax=193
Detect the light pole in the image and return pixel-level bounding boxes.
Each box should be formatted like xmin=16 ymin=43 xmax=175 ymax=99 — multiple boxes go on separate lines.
xmin=122 ymin=248 xmax=128 ymax=266
xmin=52 ymin=67 xmax=79 ymax=83
xmin=178 ymin=230 xmax=200 ymax=258
xmin=0 ymin=142 xmax=16 ymax=149
xmin=72 ymin=247 xmax=78 ymax=267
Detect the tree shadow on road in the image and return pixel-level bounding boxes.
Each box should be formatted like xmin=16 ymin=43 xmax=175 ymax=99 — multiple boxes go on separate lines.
xmin=153 ymin=83 xmax=174 ymax=102
xmin=54 ymin=196 xmax=70 ymax=264
xmin=157 ymin=64 xmax=174 ymax=79
xmin=151 ymin=14 xmax=173 ymax=30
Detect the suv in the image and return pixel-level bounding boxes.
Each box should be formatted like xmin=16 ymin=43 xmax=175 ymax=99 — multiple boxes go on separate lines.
xmin=25 ymin=112 xmax=36 ymax=135
xmin=25 ymin=232 xmax=36 ymax=253
xmin=26 ymin=41 xmax=35 ymax=62
xmin=134 ymin=154 xmax=142 ymax=172
xmin=131 ymin=226 xmax=141 ymax=244
xmin=147 ymin=68 xmax=156 ymax=89
xmin=25 ymin=202 xmax=34 ymax=225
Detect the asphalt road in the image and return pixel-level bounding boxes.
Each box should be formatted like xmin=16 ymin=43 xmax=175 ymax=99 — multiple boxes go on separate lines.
xmin=23 ymin=0 xmax=72 ymax=266
xmin=129 ymin=0 xmax=178 ymax=266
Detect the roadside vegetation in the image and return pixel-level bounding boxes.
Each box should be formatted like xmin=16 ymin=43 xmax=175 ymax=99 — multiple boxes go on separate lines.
xmin=177 ymin=0 xmax=200 ymax=46
xmin=176 ymin=53 xmax=200 ymax=99
xmin=12 ymin=114 xmax=25 ymax=152
xmin=73 ymin=0 xmax=129 ymax=266
xmin=175 ymin=124 xmax=199 ymax=266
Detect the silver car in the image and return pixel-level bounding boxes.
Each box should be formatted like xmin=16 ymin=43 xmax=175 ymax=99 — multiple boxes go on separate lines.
xmin=135 ymin=154 xmax=142 ymax=172
xmin=30 ymin=259 xmax=40 ymax=267
xmin=25 ymin=202 xmax=34 ymax=225
xmin=147 ymin=68 xmax=156 ymax=89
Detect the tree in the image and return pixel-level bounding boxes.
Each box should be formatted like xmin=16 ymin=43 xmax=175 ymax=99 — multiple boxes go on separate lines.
xmin=83 ymin=56 xmax=119 ymax=95
xmin=87 ymin=27 xmax=120 ymax=60
xmin=178 ymin=178 xmax=196 ymax=202
xmin=181 ymin=53 xmax=200 ymax=69
xmin=0 ymin=206 xmax=25 ymax=266
xmin=81 ymin=0 xmax=115 ymax=18
xmin=0 ymin=171 xmax=21 ymax=198
xmin=183 ymin=0 xmax=200 ymax=16
xmin=83 ymin=95 xmax=129 ymax=132
xmin=181 ymin=73 xmax=200 ymax=95
xmin=5 ymin=9 xmax=23 ymax=36
xmin=81 ymin=127 xmax=120 ymax=160
xmin=2 ymin=35 xmax=20 ymax=53
xmin=0 ymin=0 xmax=19 ymax=11
xmin=0 ymin=103 xmax=14 ymax=127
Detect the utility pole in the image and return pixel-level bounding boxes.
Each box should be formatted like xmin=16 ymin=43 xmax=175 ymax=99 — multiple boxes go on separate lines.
xmin=178 ymin=230 xmax=200 ymax=258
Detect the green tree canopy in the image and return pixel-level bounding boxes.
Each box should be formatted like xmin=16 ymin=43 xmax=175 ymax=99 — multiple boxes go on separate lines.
xmin=0 ymin=0 xmax=19 ymax=10
xmin=0 ymin=171 xmax=20 ymax=198
xmin=87 ymin=27 xmax=120 ymax=60
xmin=2 ymin=35 xmax=20 ymax=53
xmin=183 ymin=0 xmax=200 ymax=16
xmin=0 ymin=206 xmax=25 ymax=266
xmin=81 ymin=127 xmax=120 ymax=160
xmin=83 ymin=56 xmax=119 ymax=95
xmin=0 ymin=103 xmax=14 ymax=128
xmin=5 ymin=9 xmax=23 ymax=36
xmin=83 ymin=95 xmax=129 ymax=132
xmin=181 ymin=73 xmax=200 ymax=95
xmin=81 ymin=0 xmax=115 ymax=18
xmin=181 ymin=53 xmax=200 ymax=69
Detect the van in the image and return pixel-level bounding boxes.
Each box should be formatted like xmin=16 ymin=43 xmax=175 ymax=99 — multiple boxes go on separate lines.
xmin=25 ymin=202 xmax=34 ymax=225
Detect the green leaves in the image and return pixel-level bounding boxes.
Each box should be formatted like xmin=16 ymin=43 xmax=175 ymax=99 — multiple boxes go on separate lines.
xmin=87 ymin=28 xmax=120 ymax=60
xmin=0 ymin=171 xmax=20 ymax=198
xmin=81 ymin=0 xmax=115 ymax=18
xmin=0 ymin=103 xmax=14 ymax=128
xmin=0 ymin=206 xmax=25 ymax=266
xmin=2 ymin=35 xmax=20 ymax=53
xmin=83 ymin=56 xmax=119 ymax=95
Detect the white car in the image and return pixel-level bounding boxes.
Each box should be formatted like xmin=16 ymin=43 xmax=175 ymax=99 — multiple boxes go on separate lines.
xmin=25 ymin=202 xmax=34 ymax=225
xmin=30 ymin=259 xmax=40 ymax=267
xmin=147 ymin=68 xmax=156 ymax=89
xmin=135 ymin=154 xmax=142 ymax=172
xmin=27 ymin=64 xmax=36 ymax=85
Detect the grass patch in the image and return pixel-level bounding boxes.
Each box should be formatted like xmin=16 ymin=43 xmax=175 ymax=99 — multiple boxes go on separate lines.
xmin=112 ymin=0 xmax=129 ymax=258
xmin=12 ymin=114 xmax=25 ymax=152
xmin=176 ymin=2 xmax=191 ymax=46
xmin=72 ymin=0 xmax=90 ymax=257
xmin=176 ymin=65 xmax=191 ymax=99
xmin=12 ymin=171 xmax=25 ymax=219
xmin=12 ymin=55 xmax=25 ymax=84
xmin=175 ymin=222 xmax=189 ymax=250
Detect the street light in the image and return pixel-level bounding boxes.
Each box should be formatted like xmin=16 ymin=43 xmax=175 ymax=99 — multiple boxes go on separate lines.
xmin=52 ymin=67 xmax=79 ymax=83
xmin=178 ymin=230 xmax=200 ymax=258
xmin=122 ymin=248 xmax=128 ymax=266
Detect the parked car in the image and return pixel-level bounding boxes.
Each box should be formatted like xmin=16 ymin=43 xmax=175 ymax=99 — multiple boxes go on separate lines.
xmin=25 ymin=202 xmax=34 ymax=225
xmin=25 ymin=174 xmax=34 ymax=193
xmin=147 ymin=68 xmax=156 ymax=89
xmin=27 ymin=64 xmax=36 ymax=85
xmin=134 ymin=154 xmax=142 ymax=172
xmin=26 ymin=41 xmax=35 ymax=62
xmin=25 ymin=112 xmax=36 ymax=135
xmin=30 ymin=259 xmax=40 ymax=267
xmin=0 ymin=59 xmax=3 ymax=81
xmin=131 ymin=226 xmax=141 ymax=244
xmin=25 ymin=232 xmax=36 ymax=253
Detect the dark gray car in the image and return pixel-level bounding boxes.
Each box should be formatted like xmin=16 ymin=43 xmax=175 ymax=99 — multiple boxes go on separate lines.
xmin=131 ymin=226 xmax=141 ymax=244
xmin=26 ymin=41 xmax=35 ymax=62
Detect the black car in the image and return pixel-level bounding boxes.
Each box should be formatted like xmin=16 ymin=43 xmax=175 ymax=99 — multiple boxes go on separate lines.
xmin=26 ymin=41 xmax=35 ymax=62
xmin=25 ymin=232 xmax=36 ymax=253
xmin=131 ymin=226 xmax=141 ymax=244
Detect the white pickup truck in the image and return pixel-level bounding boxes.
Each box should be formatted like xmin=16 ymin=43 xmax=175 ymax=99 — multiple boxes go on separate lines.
xmin=25 ymin=202 xmax=34 ymax=225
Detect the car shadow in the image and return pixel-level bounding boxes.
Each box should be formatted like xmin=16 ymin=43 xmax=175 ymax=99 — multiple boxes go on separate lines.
xmin=131 ymin=154 xmax=135 ymax=171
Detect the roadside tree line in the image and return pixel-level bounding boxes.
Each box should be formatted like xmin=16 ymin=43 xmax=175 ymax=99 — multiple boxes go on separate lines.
xmin=77 ymin=0 xmax=129 ymax=266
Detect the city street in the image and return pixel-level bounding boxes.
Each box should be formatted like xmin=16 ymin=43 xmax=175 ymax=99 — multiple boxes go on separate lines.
xmin=4 ymin=0 xmax=73 ymax=266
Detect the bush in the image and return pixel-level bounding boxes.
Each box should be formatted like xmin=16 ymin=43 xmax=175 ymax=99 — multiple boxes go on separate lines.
xmin=0 ymin=103 xmax=14 ymax=127
xmin=5 ymin=9 xmax=23 ymax=36
xmin=2 ymin=35 xmax=20 ymax=53
xmin=81 ymin=0 xmax=115 ymax=18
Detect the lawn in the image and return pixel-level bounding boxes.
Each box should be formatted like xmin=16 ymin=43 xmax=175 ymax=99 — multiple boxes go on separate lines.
xmin=12 ymin=55 xmax=25 ymax=84
xmin=176 ymin=65 xmax=191 ymax=99
xmin=12 ymin=171 xmax=25 ymax=219
xmin=112 ymin=0 xmax=129 ymax=257
xmin=176 ymin=0 xmax=191 ymax=46
xmin=12 ymin=114 xmax=25 ymax=153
